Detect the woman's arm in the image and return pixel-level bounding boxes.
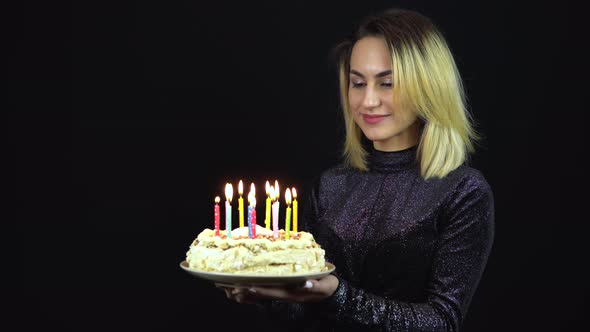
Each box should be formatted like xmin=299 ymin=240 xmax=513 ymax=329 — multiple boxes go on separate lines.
xmin=315 ymin=174 xmax=495 ymax=331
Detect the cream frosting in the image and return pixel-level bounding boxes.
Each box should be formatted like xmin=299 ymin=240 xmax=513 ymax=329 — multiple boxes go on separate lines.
xmin=185 ymin=225 xmax=326 ymax=275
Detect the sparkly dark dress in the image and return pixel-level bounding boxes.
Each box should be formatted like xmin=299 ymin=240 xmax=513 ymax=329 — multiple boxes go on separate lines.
xmin=259 ymin=145 xmax=494 ymax=332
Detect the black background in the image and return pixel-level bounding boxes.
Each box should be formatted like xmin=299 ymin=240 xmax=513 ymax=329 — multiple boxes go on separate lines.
xmin=16 ymin=1 xmax=586 ymax=331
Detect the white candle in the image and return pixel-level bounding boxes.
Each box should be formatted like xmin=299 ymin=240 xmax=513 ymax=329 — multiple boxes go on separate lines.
xmin=272 ymin=186 xmax=279 ymax=239
xmin=274 ymin=180 xmax=280 ymax=238
xmin=225 ymin=183 xmax=233 ymax=238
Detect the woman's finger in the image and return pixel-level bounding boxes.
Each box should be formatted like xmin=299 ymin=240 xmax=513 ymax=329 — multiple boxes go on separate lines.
xmin=231 ymin=288 xmax=251 ymax=295
xmin=234 ymin=293 xmax=259 ymax=304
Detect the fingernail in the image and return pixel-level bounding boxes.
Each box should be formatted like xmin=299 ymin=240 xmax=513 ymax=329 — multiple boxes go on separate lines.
xmin=304 ymin=281 xmax=313 ymax=289
xmin=248 ymin=288 xmax=257 ymax=293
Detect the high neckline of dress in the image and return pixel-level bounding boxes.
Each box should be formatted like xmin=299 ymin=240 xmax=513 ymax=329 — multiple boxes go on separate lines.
xmin=368 ymin=145 xmax=418 ymax=173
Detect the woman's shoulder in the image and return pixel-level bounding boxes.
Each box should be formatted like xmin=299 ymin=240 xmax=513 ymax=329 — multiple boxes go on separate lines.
xmin=446 ymin=164 xmax=492 ymax=192
xmin=416 ymin=164 xmax=492 ymax=205
xmin=435 ymin=165 xmax=494 ymax=208
xmin=436 ymin=165 xmax=495 ymax=229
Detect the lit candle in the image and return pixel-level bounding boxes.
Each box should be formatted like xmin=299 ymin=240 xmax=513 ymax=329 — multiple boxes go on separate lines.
xmin=249 ymin=183 xmax=256 ymax=238
xmin=247 ymin=194 xmax=253 ymax=238
xmin=272 ymin=183 xmax=280 ymax=239
xmin=225 ymin=183 xmax=233 ymax=239
xmin=274 ymin=181 xmax=280 ymax=237
xmin=265 ymin=181 xmax=271 ymax=229
xmin=251 ymin=195 xmax=257 ymax=238
xmin=238 ymin=180 xmax=244 ymax=228
xmin=214 ymin=196 xmax=220 ymax=236
xmin=292 ymin=188 xmax=298 ymax=233
xmin=285 ymin=188 xmax=292 ymax=240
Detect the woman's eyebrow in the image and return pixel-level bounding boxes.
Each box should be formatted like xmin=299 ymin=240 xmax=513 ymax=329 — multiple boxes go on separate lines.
xmin=350 ymin=69 xmax=392 ymax=78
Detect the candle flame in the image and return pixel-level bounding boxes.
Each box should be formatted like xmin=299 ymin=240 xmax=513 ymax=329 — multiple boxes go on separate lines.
xmin=292 ymin=188 xmax=297 ymax=199
xmin=248 ymin=189 xmax=257 ymax=207
xmin=269 ymin=185 xmax=275 ymax=201
xmin=238 ymin=180 xmax=243 ymax=195
xmin=265 ymin=181 xmax=271 ymax=196
xmin=285 ymin=188 xmax=292 ymax=205
xmin=215 ymin=196 xmax=220 ymax=203
xmin=274 ymin=180 xmax=280 ymax=199
xmin=250 ymin=182 xmax=255 ymax=196
xmin=225 ymin=183 xmax=233 ymax=202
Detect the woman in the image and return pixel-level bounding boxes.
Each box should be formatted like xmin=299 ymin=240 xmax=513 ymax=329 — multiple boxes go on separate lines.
xmin=220 ymin=7 xmax=494 ymax=332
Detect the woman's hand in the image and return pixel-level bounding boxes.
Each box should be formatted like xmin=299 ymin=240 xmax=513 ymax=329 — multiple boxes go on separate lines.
xmin=216 ymin=274 xmax=339 ymax=304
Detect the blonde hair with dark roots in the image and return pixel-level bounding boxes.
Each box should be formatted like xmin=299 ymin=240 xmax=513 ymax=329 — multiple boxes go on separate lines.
xmin=334 ymin=8 xmax=479 ymax=179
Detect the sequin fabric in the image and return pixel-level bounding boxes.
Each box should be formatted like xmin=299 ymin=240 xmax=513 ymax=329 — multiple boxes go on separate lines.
xmin=258 ymin=145 xmax=494 ymax=332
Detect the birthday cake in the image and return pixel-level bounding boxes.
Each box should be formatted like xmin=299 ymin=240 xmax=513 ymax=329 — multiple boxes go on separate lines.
xmin=185 ymin=225 xmax=327 ymax=275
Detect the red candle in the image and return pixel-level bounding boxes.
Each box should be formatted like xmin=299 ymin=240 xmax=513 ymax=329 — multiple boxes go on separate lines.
xmin=214 ymin=196 xmax=220 ymax=236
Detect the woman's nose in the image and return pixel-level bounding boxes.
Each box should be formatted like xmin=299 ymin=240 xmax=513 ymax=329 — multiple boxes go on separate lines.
xmin=362 ymin=87 xmax=381 ymax=109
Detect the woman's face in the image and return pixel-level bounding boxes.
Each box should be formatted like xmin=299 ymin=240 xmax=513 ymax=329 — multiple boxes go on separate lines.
xmin=348 ymin=36 xmax=420 ymax=151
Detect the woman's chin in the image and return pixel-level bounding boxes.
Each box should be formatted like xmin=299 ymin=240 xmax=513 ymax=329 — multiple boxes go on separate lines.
xmin=362 ymin=131 xmax=389 ymax=143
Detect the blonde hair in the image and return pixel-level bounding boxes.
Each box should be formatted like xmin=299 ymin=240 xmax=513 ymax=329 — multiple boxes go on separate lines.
xmin=335 ymin=8 xmax=479 ymax=179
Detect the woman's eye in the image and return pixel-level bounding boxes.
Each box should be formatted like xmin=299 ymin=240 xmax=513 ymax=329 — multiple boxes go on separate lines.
xmin=381 ymin=82 xmax=393 ymax=88
xmin=351 ymin=82 xmax=365 ymax=88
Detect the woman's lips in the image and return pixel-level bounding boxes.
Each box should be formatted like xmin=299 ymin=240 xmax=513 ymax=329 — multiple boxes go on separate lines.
xmin=362 ymin=114 xmax=389 ymax=124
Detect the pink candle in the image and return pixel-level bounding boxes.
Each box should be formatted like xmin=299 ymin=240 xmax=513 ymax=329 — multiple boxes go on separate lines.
xmin=285 ymin=188 xmax=292 ymax=240
xmin=272 ymin=181 xmax=280 ymax=238
xmin=214 ymin=196 xmax=220 ymax=236
xmin=248 ymin=183 xmax=257 ymax=239
xmin=272 ymin=199 xmax=279 ymax=239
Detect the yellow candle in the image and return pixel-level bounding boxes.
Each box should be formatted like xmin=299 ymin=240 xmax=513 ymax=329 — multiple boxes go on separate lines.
xmin=292 ymin=188 xmax=298 ymax=232
xmin=238 ymin=180 xmax=244 ymax=228
xmin=285 ymin=188 xmax=292 ymax=239
xmin=265 ymin=181 xmax=271 ymax=229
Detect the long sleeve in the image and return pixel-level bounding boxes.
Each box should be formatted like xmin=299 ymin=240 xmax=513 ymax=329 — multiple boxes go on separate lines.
xmin=317 ymin=173 xmax=495 ymax=331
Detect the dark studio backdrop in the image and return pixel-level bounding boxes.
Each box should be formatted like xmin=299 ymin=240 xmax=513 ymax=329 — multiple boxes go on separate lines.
xmin=16 ymin=1 xmax=586 ymax=331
